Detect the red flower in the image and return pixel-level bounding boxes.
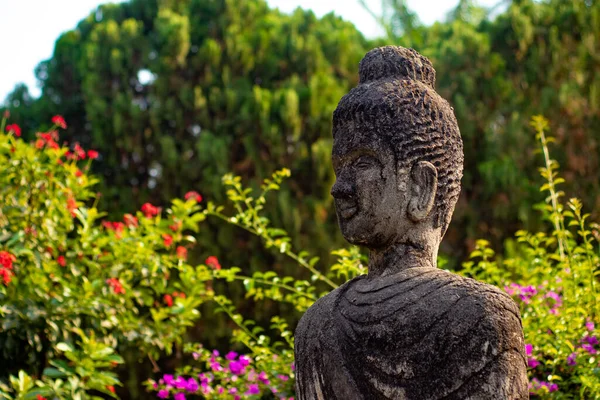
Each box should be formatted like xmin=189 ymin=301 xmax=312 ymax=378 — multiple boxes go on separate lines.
xmin=0 ymin=251 xmax=15 ymax=270
xmin=162 ymin=234 xmax=173 ymax=247
xmin=57 ymin=255 xmax=66 ymax=267
xmin=176 ymin=246 xmax=187 ymax=260
xmin=164 ymin=294 xmax=173 ymax=307
xmin=123 ymin=213 xmax=138 ymax=228
xmin=6 ymin=124 xmax=21 ymax=137
xmin=106 ymin=277 xmax=125 ymax=294
xmin=36 ymin=395 xmax=47 ymax=400
xmin=0 ymin=252 xmax=14 ymax=286
xmin=205 ymin=256 xmax=221 ymax=270
xmin=73 ymin=143 xmax=85 ymax=160
xmin=87 ymin=149 xmax=99 ymax=159
xmin=51 ymin=115 xmax=67 ymax=129
xmin=112 ymin=222 xmax=125 ymax=238
xmin=107 ymin=385 xmax=115 ymax=393
xmin=35 ymin=139 xmax=44 ymax=149
xmin=75 ymin=169 xmax=83 ymax=177
xmin=0 ymin=268 xmax=12 ymax=285
xmin=169 ymin=220 xmax=182 ymax=232
xmin=184 ymin=191 xmax=203 ymax=203
xmin=141 ymin=203 xmax=159 ymax=218
xmin=67 ymin=196 xmax=78 ymax=217
xmin=48 ymin=141 xmax=59 ymax=150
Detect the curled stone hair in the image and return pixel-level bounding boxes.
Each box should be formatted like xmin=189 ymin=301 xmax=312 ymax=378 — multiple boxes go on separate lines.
xmin=333 ymin=46 xmax=464 ymax=236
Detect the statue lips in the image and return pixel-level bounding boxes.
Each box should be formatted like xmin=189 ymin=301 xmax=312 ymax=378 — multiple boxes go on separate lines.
xmin=337 ymin=201 xmax=358 ymax=219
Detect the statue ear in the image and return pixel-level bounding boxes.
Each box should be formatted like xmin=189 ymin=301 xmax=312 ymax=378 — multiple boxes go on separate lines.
xmin=407 ymin=161 xmax=438 ymax=222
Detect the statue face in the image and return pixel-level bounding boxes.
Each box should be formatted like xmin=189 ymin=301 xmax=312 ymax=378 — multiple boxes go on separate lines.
xmin=331 ymin=130 xmax=409 ymax=248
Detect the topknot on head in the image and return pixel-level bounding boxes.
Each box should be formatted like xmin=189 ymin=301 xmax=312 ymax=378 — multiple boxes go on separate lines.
xmin=358 ymin=46 xmax=436 ymax=89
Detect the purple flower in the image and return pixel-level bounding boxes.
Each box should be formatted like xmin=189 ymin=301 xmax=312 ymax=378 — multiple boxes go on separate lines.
xmin=229 ymin=360 xmax=244 ymax=375
xmin=567 ymin=352 xmax=577 ymax=366
xmin=548 ymin=383 xmax=558 ymax=392
xmin=524 ymin=344 xmax=533 ymax=356
xmin=585 ymin=335 xmax=599 ymax=346
xmin=527 ymin=357 xmax=540 ymax=368
xmin=163 ymin=375 xmax=175 ymax=386
xmin=239 ymin=355 xmax=251 ymax=367
xmin=186 ymin=378 xmax=198 ymax=392
xmin=174 ymin=376 xmax=187 ymax=390
xmin=157 ymin=389 xmax=169 ymax=399
xmin=582 ymin=343 xmax=597 ymax=354
xmin=229 ymin=388 xmax=238 ymax=394
xmin=210 ymin=361 xmax=223 ymax=372
xmin=258 ymin=371 xmax=269 ymax=384
xmin=212 ymin=350 xmax=220 ymax=357
xmin=174 ymin=393 xmax=186 ymax=400
xmin=246 ymin=384 xmax=261 ymax=395
xmin=226 ymin=351 xmax=238 ymax=360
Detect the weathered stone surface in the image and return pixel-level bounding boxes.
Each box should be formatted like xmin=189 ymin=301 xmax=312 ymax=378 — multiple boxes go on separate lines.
xmin=294 ymin=46 xmax=528 ymax=399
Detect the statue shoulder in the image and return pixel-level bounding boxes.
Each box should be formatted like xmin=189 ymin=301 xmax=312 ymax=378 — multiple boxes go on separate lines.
xmin=296 ymin=276 xmax=365 ymax=336
xmin=452 ymin=273 xmax=521 ymax=325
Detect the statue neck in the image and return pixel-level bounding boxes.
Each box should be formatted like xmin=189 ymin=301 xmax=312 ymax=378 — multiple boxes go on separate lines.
xmin=368 ymin=242 xmax=438 ymax=278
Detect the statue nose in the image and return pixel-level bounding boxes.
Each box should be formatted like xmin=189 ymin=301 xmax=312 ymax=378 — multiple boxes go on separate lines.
xmin=331 ymin=177 xmax=354 ymax=199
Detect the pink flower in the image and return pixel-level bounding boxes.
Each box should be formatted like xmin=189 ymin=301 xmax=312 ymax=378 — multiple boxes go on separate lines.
xmin=587 ymin=321 xmax=595 ymax=331
xmin=87 ymin=150 xmax=99 ymax=159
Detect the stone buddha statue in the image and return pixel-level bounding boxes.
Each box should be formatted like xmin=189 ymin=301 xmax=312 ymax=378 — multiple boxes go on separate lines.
xmin=294 ymin=46 xmax=528 ymax=399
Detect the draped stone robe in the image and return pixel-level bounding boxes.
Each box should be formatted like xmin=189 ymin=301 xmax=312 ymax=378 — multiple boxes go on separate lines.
xmin=294 ymin=266 xmax=528 ymax=399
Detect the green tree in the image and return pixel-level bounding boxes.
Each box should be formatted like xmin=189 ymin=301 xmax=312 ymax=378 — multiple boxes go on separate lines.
xmin=11 ymin=0 xmax=368 ymax=273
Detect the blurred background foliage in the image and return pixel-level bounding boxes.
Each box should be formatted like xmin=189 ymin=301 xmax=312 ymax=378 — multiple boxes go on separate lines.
xmin=6 ymin=0 xmax=600 ymax=268
xmin=3 ymin=0 xmax=600 ymax=397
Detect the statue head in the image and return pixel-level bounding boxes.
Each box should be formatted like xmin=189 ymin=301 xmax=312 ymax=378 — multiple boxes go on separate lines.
xmin=331 ymin=46 xmax=463 ymax=253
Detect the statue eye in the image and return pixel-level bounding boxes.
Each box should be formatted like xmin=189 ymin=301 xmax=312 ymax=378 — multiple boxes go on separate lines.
xmin=355 ymin=157 xmax=376 ymax=170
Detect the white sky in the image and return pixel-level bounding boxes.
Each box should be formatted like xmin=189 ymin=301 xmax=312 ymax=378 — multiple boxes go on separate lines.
xmin=0 ymin=0 xmax=499 ymax=101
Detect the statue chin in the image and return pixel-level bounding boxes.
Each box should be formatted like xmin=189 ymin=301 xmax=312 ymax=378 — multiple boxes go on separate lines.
xmin=337 ymin=217 xmax=377 ymax=247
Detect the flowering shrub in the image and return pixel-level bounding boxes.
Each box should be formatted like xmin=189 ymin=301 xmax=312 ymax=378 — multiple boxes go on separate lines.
xmin=0 ymin=114 xmax=216 ymax=398
xmin=146 ymin=346 xmax=294 ymax=399
xmin=2 ymin=112 xmax=600 ymax=399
